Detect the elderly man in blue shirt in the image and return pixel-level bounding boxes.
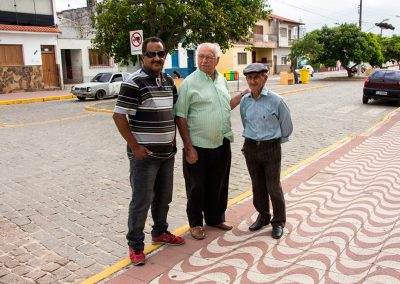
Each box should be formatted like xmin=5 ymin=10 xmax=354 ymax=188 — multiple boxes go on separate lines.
xmin=240 ymin=63 xmax=293 ymax=239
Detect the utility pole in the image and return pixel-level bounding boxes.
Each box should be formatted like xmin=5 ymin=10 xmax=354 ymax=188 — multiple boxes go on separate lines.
xmin=357 ymin=0 xmax=362 ymax=76
xmin=359 ymin=0 xmax=362 ymax=30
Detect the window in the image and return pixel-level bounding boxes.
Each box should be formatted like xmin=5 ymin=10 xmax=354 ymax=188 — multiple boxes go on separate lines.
xmin=281 ymin=56 xmax=287 ymax=65
xmin=280 ymin=27 xmax=287 ymax=37
xmin=0 ymin=44 xmax=23 ymax=66
xmin=238 ymin=53 xmax=247 ymax=65
xmin=384 ymin=71 xmax=400 ymax=80
xmin=111 ymin=74 xmax=123 ymax=82
xmin=89 ymin=49 xmax=110 ymax=66
xmin=253 ymin=25 xmax=263 ymax=35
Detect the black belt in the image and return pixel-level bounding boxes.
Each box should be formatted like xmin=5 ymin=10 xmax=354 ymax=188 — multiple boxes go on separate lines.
xmin=245 ymin=138 xmax=279 ymax=145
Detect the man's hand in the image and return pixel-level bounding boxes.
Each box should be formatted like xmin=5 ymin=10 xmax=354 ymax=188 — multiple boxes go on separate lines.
xmin=131 ymin=144 xmax=152 ymax=160
xmin=185 ymin=145 xmax=198 ymax=164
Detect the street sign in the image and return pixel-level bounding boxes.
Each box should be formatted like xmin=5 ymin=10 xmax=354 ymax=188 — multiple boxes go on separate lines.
xmin=130 ymin=30 xmax=143 ymax=55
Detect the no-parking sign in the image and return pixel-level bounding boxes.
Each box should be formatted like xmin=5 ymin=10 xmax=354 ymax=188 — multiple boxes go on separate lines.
xmin=130 ymin=30 xmax=143 ymax=55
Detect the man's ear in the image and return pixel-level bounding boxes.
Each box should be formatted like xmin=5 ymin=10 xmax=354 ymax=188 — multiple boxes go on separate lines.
xmin=216 ymin=57 xmax=220 ymax=66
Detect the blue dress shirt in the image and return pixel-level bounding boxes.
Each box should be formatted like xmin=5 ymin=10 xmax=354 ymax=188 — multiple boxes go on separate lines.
xmin=240 ymin=86 xmax=293 ymax=143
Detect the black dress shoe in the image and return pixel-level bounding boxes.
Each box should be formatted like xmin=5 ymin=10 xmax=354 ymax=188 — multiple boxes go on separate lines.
xmin=249 ymin=214 xmax=270 ymax=231
xmin=271 ymin=225 xmax=283 ymax=239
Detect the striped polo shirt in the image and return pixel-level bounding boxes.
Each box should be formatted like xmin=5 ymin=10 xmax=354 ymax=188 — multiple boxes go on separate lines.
xmin=114 ymin=67 xmax=178 ymax=159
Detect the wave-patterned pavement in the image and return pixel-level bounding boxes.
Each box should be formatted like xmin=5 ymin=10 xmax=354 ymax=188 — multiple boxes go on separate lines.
xmin=108 ymin=112 xmax=400 ymax=283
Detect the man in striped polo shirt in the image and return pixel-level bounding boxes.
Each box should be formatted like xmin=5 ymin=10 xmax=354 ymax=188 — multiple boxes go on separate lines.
xmin=175 ymin=42 xmax=244 ymax=240
xmin=113 ymin=37 xmax=184 ymax=266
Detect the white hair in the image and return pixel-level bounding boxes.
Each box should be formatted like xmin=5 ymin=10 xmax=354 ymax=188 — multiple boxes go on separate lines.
xmin=197 ymin=42 xmax=221 ymax=58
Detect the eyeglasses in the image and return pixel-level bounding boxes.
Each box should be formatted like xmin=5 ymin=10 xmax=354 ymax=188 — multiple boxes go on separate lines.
xmin=198 ymin=54 xmax=216 ymax=61
xmin=143 ymin=50 xmax=166 ymax=58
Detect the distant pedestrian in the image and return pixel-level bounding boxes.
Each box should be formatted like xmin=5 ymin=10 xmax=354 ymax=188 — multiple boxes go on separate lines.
xmin=113 ymin=37 xmax=184 ymax=266
xmin=173 ymin=70 xmax=181 ymax=79
xmin=240 ymin=63 xmax=293 ymax=239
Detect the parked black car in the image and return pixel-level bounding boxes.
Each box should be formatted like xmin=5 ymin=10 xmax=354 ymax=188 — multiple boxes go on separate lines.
xmin=363 ymin=69 xmax=400 ymax=104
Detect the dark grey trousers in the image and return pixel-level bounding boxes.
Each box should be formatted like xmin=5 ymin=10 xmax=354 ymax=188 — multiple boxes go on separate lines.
xmin=183 ymin=138 xmax=231 ymax=228
xmin=242 ymin=138 xmax=286 ymax=227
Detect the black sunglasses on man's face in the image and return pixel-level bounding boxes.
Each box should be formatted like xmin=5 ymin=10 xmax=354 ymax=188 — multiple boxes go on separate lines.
xmin=143 ymin=51 xmax=166 ymax=58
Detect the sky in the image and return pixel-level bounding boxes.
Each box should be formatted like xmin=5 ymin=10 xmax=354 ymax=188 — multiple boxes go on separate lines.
xmin=55 ymin=0 xmax=400 ymax=37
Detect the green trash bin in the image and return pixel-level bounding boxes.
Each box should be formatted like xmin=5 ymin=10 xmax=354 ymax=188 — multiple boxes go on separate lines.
xmin=229 ymin=71 xmax=234 ymax=81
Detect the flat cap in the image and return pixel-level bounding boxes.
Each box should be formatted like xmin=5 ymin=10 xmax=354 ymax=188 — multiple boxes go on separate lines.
xmin=243 ymin=63 xmax=269 ymax=75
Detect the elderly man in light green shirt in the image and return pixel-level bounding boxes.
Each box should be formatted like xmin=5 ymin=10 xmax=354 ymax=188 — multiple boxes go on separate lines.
xmin=175 ymin=42 xmax=244 ymax=240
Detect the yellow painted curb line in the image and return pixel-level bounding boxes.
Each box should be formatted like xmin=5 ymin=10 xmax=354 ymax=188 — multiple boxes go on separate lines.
xmin=81 ymin=225 xmax=190 ymax=284
xmin=85 ymin=103 xmax=113 ymax=113
xmin=0 ymin=94 xmax=76 ymax=105
xmin=277 ymin=84 xmax=330 ymax=96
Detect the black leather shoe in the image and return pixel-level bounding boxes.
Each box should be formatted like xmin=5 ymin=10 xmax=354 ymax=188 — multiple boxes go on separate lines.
xmin=271 ymin=225 xmax=283 ymax=239
xmin=249 ymin=214 xmax=270 ymax=231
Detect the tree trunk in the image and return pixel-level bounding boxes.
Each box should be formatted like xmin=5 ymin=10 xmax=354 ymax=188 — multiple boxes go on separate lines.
xmin=344 ymin=66 xmax=354 ymax=77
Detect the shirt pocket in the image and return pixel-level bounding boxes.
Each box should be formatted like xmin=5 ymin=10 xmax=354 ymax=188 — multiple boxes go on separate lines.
xmin=262 ymin=112 xmax=279 ymax=133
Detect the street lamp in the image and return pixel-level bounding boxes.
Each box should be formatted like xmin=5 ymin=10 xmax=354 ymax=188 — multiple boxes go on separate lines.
xmin=376 ymin=18 xmax=390 ymax=36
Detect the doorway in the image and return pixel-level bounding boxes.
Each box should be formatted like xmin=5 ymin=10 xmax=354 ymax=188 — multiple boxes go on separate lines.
xmin=41 ymin=45 xmax=59 ymax=87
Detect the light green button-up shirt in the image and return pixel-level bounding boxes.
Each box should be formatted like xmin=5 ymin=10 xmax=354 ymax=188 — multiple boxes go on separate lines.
xmin=175 ymin=69 xmax=233 ymax=149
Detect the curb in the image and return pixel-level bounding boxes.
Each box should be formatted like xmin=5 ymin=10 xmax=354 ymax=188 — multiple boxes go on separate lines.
xmin=0 ymin=94 xmax=76 ymax=105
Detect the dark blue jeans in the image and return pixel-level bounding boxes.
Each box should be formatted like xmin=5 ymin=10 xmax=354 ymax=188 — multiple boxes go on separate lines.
xmin=126 ymin=155 xmax=174 ymax=251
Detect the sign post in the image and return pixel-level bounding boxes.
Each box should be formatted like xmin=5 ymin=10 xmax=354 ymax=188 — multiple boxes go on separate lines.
xmin=130 ymin=30 xmax=143 ymax=55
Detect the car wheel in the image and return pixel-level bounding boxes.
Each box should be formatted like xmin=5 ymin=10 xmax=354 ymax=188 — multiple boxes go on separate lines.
xmin=77 ymin=96 xmax=86 ymax=101
xmin=362 ymin=96 xmax=369 ymax=104
xmin=95 ymin=90 xmax=106 ymax=100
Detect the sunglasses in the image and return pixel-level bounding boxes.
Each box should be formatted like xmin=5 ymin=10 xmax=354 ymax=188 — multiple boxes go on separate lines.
xmin=143 ymin=50 xmax=166 ymax=58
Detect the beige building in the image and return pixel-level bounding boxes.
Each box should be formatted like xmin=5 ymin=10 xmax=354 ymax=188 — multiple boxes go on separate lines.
xmin=217 ymin=14 xmax=304 ymax=76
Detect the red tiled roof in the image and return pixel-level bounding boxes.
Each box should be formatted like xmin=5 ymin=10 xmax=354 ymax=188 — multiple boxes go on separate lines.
xmin=269 ymin=14 xmax=304 ymax=25
xmin=0 ymin=24 xmax=61 ymax=33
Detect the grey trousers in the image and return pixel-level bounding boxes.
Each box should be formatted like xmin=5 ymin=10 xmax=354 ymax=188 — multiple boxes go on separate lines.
xmin=126 ymin=156 xmax=174 ymax=251
xmin=242 ymin=138 xmax=286 ymax=227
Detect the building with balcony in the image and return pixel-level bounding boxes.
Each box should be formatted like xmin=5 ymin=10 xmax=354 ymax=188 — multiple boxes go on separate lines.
xmin=217 ymin=14 xmax=304 ymax=76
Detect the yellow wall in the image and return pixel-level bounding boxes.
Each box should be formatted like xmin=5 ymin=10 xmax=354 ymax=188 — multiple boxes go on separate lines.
xmin=217 ymin=45 xmax=252 ymax=76
xmin=216 ymin=48 xmax=233 ymax=74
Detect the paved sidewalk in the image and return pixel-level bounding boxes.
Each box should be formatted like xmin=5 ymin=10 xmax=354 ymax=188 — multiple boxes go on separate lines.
xmin=104 ymin=109 xmax=400 ymax=283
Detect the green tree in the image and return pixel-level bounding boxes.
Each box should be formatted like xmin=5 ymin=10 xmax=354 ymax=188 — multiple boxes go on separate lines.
xmin=380 ymin=35 xmax=400 ymax=69
xmin=92 ymin=0 xmax=270 ymax=65
xmin=289 ymin=30 xmax=323 ymax=65
xmin=289 ymin=24 xmax=384 ymax=77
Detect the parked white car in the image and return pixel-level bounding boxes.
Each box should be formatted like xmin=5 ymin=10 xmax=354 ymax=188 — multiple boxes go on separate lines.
xmin=295 ymin=65 xmax=314 ymax=77
xmin=71 ymin=72 xmax=131 ymax=100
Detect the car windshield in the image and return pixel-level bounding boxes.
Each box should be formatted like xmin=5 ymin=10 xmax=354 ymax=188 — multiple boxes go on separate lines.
xmin=370 ymin=70 xmax=385 ymax=79
xmin=91 ymin=73 xmax=112 ymax=82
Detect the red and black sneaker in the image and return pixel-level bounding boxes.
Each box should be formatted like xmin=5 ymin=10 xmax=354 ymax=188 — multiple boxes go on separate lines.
xmin=152 ymin=231 xmax=185 ymax=245
xmin=129 ymin=247 xmax=145 ymax=266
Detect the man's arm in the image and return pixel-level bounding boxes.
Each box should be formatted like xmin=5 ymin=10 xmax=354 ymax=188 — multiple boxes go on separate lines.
xmin=113 ymin=113 xmax=151 ymax=159
xmin=278 ymin=100 xmax=293 ymax=143
xmin=176 ymin=116 xmax=197 ymax=164
xmin=230 ymin=88 xmax=250 ymax=110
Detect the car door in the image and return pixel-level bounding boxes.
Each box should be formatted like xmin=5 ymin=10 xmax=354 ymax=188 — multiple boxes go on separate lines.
xmin=109 ymin=74 xmax=124 ymax=96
